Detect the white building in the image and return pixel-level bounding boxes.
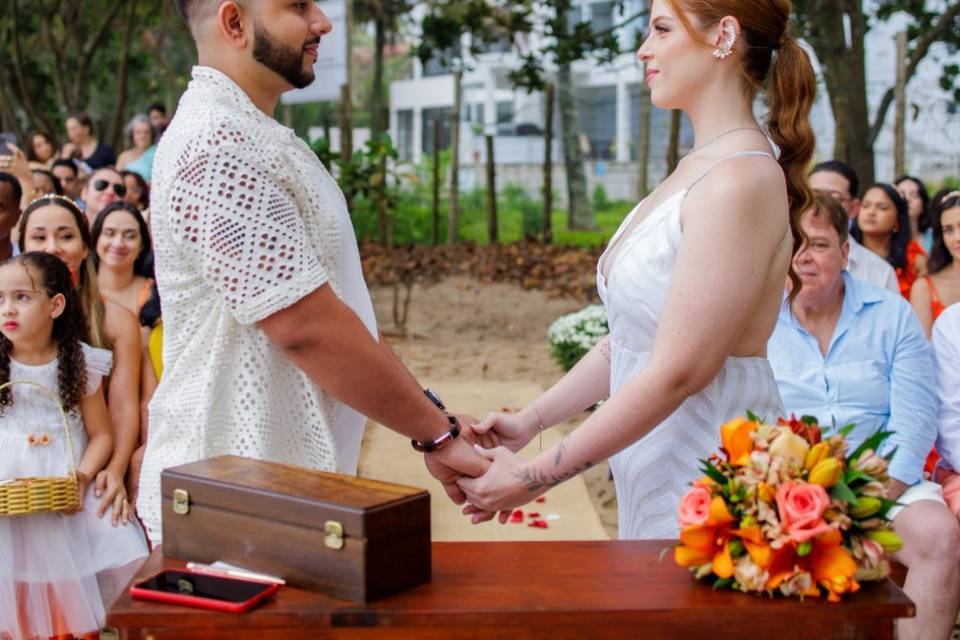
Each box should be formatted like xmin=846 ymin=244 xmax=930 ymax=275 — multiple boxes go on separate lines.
xmin=390 ymin=0 xmax=959 ymax=204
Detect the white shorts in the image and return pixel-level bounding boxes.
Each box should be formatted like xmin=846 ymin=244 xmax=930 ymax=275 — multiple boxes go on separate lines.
xmin=888 ymin=480 xmax=947 ymax=521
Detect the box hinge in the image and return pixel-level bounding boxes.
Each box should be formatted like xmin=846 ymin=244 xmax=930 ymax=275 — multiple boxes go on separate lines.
xmin=172 ymin=488 xmax=190 ymax=515
xmin=324 ymin=520 xmax=344 ymax=550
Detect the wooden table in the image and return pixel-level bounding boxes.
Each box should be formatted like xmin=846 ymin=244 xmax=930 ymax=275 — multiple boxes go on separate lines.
xmin=107 ymin=541 xmax=914 ymax=639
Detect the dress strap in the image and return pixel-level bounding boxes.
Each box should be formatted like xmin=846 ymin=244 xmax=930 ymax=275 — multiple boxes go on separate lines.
xmin=926 ymin=276 xmax=946 ymax=320
xmin=687 ymin=150 xmax=776 ymax=195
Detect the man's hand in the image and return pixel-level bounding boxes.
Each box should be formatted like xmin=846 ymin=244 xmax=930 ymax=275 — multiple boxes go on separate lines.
xmin=886 ymin=478 xmax=909 ymax=502
xmin=423 ymin=436 xmax=491 ymax=503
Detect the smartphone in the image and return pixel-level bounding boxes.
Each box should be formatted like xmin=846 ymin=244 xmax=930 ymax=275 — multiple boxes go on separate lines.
xmin=130 ymin=569 xmax=279 ymax=613
xmin=0 ymin=132 xmax=17 ymax=156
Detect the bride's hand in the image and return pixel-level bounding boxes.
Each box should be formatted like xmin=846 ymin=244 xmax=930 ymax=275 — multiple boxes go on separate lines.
xmin=457 ymin=445 xmax=543 ymax=514
xmin=471 ymin=411 xmax=538 ymax=453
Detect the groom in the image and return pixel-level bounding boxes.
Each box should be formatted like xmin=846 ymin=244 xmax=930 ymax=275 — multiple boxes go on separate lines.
xmin=136 ymin=0 xmax=490 ymax=542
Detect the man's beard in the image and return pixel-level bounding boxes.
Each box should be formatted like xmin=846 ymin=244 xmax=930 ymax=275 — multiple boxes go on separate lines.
xmin=252 ymin=22 xmax=316 ymax=89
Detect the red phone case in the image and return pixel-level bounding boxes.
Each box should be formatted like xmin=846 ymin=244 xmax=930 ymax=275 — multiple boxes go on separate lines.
xmin=130 ymin=570 xmax=280 ymax=613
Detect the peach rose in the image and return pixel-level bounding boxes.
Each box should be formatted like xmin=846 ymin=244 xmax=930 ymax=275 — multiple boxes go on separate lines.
xmin=775 ymin=480 xmax=831 ymax=543
xmin=678 ymin=484 xmax=712 ymax=528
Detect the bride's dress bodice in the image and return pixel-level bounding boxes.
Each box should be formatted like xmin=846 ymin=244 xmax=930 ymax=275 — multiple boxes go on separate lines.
xmin=596 ymin=151 xmax=784 ymax=539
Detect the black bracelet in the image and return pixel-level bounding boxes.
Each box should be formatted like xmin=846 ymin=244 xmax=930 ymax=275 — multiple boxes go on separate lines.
xmin=411 ymin=414 xmax=461 ymax=453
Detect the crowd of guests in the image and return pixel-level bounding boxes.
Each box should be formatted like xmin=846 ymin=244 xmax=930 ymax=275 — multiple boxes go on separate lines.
xmin=775 ymin=161 xmax=960 ymax=639
xmin=0 ymin=106 xmax=167 ymax=638
xmin=0 ymin=101 xmax=959 ymax=637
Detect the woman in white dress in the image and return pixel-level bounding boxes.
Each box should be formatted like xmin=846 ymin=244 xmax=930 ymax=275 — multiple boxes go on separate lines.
xmin=459 ymin=0 xmax=816 ymax=539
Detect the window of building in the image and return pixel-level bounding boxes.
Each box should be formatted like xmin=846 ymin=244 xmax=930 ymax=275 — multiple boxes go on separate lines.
xmin=421 ymin=107 xmax=452 ymax=155
xmin=577 ymin=85 xmax=617 ymax=159
xmin=396 ymin=110 xmax=413 ymax=162
xmin=589 ymin=1 xmax=616 ymax=34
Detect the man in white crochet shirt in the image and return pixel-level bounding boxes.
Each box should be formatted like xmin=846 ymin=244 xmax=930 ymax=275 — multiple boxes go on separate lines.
xmin=137 ymin=0 xmax=492 ymax=543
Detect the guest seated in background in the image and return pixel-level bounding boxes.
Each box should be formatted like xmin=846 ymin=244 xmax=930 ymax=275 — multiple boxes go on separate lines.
xmin=767 ymin=190 xmax=960 ymax=640
xmin=19 ymin=195 xmax=143 ymax=526
xmin=851 ymin=183 xmax=926 ymax=299
xmin=80 ymin=166 xmax=125 ymax=227
xmin=809 ymin=161 xmax=898 ymax=294
xmin=31 ymin=168 xmax=62 ymax=197
xmin=896 ymin=175 xmax=933 ymax=253
xmin=25 ymin=130 xmax=58 ymax=171
xmin=121 ymin=170 xmax=150 ymax=211
xmin=116 ymin=115 xmax=156 ymax=183
xmin=911 ymin=192 xmax=960 ymax=338
xmin=52 ymin=158 xmax=82 ymax=202
xmin=61 ymin=112 xmax=116 ymax=171
xmin=0 ymin=172 xmax=21 ymax=261
xmin=92 ymin=201 xmax=154 ymax=318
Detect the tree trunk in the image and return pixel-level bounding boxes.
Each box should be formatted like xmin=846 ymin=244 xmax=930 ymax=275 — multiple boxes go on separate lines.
xmin=805 ymin=0 xmax=874 ymax=186
xmin=485 ymin=134 xmax=498 ymax=244
xmin=543 ymin=82 xmax=554 ymax=244
xmin=109 ymin=0 xmax=139 ymax=151
xmin=557 ymin=61 xmax=595 ymax=230
xmin=371 ymin=13 xmax=388 ymax=142
xmin=637 ymin=82 xmax=651 ymax=200
xmin=447 ymin=70 xmax=462 ymax=246
xmin=432 ymin=119 xmax=441 ymax=245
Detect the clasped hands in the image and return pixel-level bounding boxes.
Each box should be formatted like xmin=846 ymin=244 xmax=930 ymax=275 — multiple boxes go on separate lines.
xmin=422 ymin=411 xmax=543 ymax=524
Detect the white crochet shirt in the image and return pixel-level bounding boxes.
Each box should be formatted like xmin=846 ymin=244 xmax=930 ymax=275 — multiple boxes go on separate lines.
xmin=139 ymin=66 xmax=377 ymax=542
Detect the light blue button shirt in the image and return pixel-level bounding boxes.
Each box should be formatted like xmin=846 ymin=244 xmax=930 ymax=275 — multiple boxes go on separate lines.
xmin=767 ymin=272 xmax=937 ymax=485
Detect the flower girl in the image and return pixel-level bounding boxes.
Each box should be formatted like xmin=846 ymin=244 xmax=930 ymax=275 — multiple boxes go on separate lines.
xmin=0 ymin=252 xmax=147 ymax=639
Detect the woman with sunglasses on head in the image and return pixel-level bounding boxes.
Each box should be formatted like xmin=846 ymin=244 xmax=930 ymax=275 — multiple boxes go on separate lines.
xmin=17 ymin=195 xmax=143 ymax=527
xmin=852 ymin=183 xmax=926 ymax=299
xmin=911 ymin=191 xmax=960 ymax=338
xmin=92 ymin=202 xmax=154 ymax=318
xmin=80 ymin=167 xmax=126 ymax=228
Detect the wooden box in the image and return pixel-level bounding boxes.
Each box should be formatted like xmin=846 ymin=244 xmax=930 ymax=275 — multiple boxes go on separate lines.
xmin=160 ymin=454 xmax=431 ymax=603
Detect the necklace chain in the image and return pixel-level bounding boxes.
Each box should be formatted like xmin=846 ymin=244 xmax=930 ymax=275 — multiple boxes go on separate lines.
xmin=686 ymin=126 xmax=764 ymax=157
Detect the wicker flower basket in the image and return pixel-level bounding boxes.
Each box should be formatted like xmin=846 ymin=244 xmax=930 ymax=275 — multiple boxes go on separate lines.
xmin=0 ymin=380 xmax=80 ymax=516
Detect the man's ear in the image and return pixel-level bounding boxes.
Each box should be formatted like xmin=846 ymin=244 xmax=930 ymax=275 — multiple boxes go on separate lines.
xmin=216 ymin=1 xmax=250 ymax=49
xmin=849 ymin=198 xmax=861 ymax=219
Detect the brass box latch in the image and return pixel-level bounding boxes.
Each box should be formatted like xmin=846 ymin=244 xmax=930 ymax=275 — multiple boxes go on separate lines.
xmin=172 ymin=488 xmax=190 ymax=515
xmin=324 ymin=520 xmax=344 ymax=550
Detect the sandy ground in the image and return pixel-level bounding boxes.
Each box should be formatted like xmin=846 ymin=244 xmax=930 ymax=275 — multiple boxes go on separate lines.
xmin=357 ymin=275 xmax=619 ymax=541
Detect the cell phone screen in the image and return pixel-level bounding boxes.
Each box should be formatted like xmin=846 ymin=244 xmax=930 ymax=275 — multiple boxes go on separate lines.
xmin=0 ymin=133 xmax=16 ymax=156
xmin=135 ymin=570 xmax=274 ymax=603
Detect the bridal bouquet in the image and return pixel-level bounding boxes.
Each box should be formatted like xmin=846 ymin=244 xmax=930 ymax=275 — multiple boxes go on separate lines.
xmin=674 ymin=414 xmax=902 ymax=602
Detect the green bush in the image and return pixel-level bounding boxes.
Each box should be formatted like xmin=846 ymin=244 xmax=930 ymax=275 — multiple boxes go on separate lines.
xmin=592 ymin=184 xmax=611 ymax=210
xmin=547 ymin=305 xmax=609 ymax=371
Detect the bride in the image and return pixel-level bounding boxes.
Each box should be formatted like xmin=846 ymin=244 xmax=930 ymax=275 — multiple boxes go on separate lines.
xmin=459 ymin=0 xmax=816 ymax=539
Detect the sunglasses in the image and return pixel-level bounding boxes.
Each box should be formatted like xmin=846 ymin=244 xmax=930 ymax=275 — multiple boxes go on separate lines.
xmin=94 ymin=179 xmax=127 ymax=197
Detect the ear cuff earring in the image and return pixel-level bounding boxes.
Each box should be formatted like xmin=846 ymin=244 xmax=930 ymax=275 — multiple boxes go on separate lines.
xmin=713 ymin=24 xmax=737 ymax=59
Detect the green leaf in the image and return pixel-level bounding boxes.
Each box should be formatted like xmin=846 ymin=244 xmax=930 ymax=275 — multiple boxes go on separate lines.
xmin=801 ymin=415 xmax=820 ymax=425
xmin=849 ymin=429 xmax=894 ymax=462
xmin=844 ymin=469 xmax=875 ymax=485
xmin=883 ymin=445 xmax=899 ymax=463
xmin=701 ymin=460 xmax=727 ymax=485
xmin=796 ymin=540 xmax=813 ymax=557
xmin=713 ymin=577 xmax=734 ymax=590
xmin=837 ymin=423 xmax=857 ymax=438
xmin=746 ymin=410 xmax=761 ymax=423
xmin=874 ymin=497 xmax=901 ymax=519
xmin=830 ymin=478 xmax=860 ymax=506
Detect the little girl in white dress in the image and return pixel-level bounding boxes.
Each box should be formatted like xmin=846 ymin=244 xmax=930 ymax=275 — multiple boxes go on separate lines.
xmin=0 ymin=252 xmax=147 ymax=639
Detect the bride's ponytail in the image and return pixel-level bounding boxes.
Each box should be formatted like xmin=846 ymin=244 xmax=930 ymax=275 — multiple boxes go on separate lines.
xmin=766 ymin=36 xmax=816 ymax=296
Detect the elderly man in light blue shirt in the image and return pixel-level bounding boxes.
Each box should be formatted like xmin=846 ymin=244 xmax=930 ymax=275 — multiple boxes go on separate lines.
xmin=768 ymin=191 xmax=960 ymax=640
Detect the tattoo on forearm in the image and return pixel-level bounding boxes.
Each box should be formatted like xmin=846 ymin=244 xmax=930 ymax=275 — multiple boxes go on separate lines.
xmin=512 ymin=459 xmax=594 ymax=493
xmin=554 ymin=436 xmax=568 ymax=466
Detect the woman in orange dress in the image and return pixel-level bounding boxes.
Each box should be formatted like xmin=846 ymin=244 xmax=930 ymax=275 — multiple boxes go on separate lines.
xmin=852 ymin=183 xmax=926 ymax=299
xmin=911 ymin=191 xmax=960 ymax=338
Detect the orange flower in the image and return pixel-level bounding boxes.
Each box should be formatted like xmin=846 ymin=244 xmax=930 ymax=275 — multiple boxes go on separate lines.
xmin=809 ymin=529 xmax=860 ymax=602
xmin=734 ymin=525 xmax=773 ymax=569
xmin=721 ymin=417 xmax=757 ymax=466
xmin=778 ymin=414 xmax=821 ymax=445
xmin=675 ymin=496 xmax=738 ymax=576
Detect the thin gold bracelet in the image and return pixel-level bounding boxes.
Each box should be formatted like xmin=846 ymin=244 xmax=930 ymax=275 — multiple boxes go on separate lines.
xmin=532 ymin=405 xmax=546 ymax=452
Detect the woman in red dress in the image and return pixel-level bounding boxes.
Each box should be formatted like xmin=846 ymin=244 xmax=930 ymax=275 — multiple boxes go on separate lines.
xmin=851 ymin=183 xmax=926 ymax=299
